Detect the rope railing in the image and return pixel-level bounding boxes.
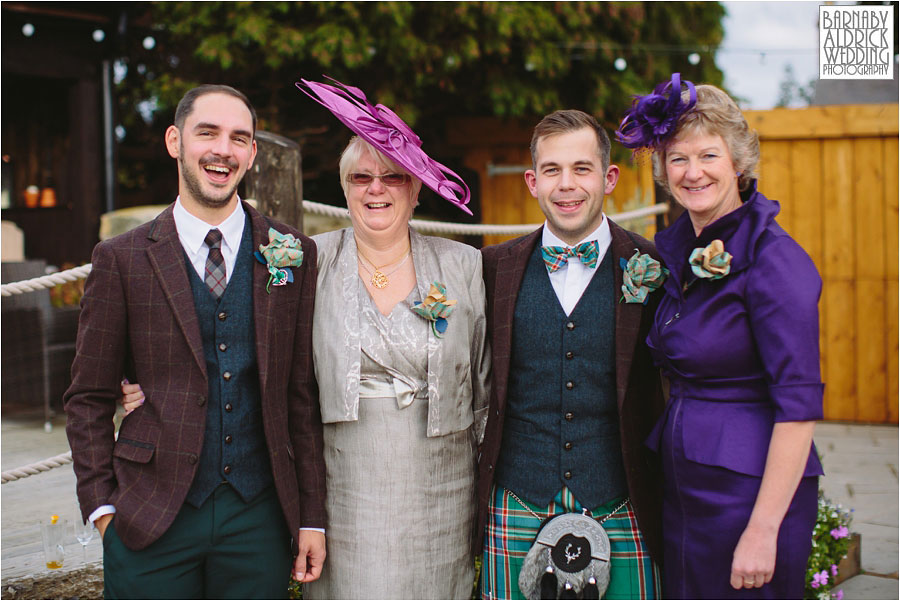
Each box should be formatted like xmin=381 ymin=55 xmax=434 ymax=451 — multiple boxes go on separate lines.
xmin=1 ymin=265 xmax=93 ymax=297
xmin=1 ymin=201 xmax=667 ymax=297
xmin=303 ymin=199 xmax=668 ymax=237
xmin=1 ymin=451 xmax=73 ymax=484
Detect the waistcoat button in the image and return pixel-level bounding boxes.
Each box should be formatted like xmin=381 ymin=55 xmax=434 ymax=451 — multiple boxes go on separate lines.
xmin=565 ymin=351 xmax=574 ymax=360
xmin=566 ymin=321 xmax=575 ymax=331
xmin=223 ymin=465 xmax=232 ymax=475
xmin=223 ymin=371 xmax=232 ymax=381
xmin=219 ymin=343 xmax=227 ymax=352
xmin=566 ymin=381 xmax=574 ymax=390
xmin=564 ymin=470 xmax=572 ymax=479
xmin=564 ymin=441 xmax=573 ymax=450
xmin=224 ymin=435 xmax=233 ymax=444
xmin=225 ymin=403 xmax=233 ymax=412
xmin=218 ymin=312 xmax=227 ymax=321
xmin=565 ymin=412 xmax=574 ymax=421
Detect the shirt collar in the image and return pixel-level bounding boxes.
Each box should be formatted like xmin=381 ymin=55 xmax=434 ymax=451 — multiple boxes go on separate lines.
xmin=173 ymin=197 xmax=246 ymax=254
xmin=541 ymin=215 xmax=610 ymax=250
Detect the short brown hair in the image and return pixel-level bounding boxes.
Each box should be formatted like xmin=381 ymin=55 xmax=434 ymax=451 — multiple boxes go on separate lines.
xmin=174 ymin=84 xmax=257 ymax=135
xmin=530 ymin=110 xmax=611 ymax=170
xmin=652 ymin=85 xmax=759 ymax=192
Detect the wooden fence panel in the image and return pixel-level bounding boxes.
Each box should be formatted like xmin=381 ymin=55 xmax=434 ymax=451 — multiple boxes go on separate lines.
xmin=788 ymin=140 xmax=823 ymax=268
xmin=746 ymin=104 xmax=898 ymax=423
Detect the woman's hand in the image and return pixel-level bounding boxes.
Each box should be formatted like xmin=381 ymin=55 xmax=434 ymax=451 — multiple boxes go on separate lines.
xmin=729 ymin=420 xmax=816 ymax=590
xmin=730 ymin=522 xmax=776 ymax=589
xmin=119 ymin=378 xmax=145 ymax=415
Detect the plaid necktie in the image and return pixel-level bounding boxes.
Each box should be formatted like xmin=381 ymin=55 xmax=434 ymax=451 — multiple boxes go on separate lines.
xmin=204 ymin=229 xmax=227 ymax=299
xmin=541 ymin=240 xmax=600 ymax=273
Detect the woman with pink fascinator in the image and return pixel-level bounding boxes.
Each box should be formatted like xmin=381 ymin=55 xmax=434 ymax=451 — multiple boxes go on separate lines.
xmin=119 ymin=78 xmax=489 ymax=598
xmin=298 ymin=78 xmax=489 ymax=599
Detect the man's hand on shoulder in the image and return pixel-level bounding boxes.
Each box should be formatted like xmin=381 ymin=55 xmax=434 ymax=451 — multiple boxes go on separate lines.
xmin=293 ymin=530 xmax=326 ymax=583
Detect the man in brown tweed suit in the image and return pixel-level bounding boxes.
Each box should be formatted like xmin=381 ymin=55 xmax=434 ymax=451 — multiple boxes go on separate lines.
xmin=65 ymin=85 xmax=326 ymax=598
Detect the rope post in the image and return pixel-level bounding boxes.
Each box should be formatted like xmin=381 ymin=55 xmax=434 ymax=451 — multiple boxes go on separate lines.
xmin=244 ymin=131 xmax=304 ymax=231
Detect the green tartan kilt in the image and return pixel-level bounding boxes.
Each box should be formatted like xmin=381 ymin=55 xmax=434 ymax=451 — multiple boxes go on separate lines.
xmin=481 ymin=486 xmax=661 ymax=599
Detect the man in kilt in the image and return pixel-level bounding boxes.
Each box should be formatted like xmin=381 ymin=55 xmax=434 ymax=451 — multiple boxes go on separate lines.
xmin=477 ymin=110 xmax=666 ymax=599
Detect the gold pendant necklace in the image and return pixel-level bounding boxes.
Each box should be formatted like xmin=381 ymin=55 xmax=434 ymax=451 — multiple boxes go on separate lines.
xmin=357 ymin=246 xmax=411 ymax=289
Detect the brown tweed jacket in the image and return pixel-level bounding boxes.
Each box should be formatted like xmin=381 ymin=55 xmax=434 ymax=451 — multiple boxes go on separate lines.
xmin=476 ymin=220 xmax=666 ymax=562
xmin=64 ymin=201 xmax=326 ymax=551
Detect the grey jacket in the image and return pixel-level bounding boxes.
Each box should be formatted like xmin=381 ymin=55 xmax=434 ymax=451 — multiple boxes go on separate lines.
xmin=312 ymin=227 xmax=490 ymax=439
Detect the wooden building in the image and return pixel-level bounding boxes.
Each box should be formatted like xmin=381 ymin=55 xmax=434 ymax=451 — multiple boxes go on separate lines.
xmin=1 ymin=3 xmax=121 ymax=267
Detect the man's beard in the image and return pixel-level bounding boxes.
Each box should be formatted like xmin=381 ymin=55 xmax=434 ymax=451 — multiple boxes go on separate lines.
xmin=179 ymin=150 xmax=241 ymax=210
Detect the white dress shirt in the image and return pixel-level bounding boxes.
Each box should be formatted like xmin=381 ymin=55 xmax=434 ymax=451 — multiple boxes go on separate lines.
xmin=173 ymin=196 xmax=245 ymax=285
xmin=541 ymin=216 xmax=612 ymax=316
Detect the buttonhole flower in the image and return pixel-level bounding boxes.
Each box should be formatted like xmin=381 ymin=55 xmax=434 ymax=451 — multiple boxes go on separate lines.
xmin=619 ymin=250 xmax=669 ymax=304
xmin=254 ymin=227 xmax=304 ymax=293
xmin=688 ymin=239 xmax=732 ymax=281
xmin=412 ymin=282 xmax=456 ymax=338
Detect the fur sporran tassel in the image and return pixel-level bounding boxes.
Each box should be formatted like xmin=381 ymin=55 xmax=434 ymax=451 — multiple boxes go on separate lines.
xmin=540 ymin=566 xmax=557 ymax=600
xmin=560 ymin=581 xmax=577 ymax=600
xmin=583 ymin=575 xmax=600 ymax=600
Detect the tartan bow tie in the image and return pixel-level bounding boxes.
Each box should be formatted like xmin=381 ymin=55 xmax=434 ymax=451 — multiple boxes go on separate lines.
xmin=541 ymin=240 xmax=600 ymax=273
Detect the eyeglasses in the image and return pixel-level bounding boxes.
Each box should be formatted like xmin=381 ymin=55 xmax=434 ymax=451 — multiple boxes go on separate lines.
xmin=347 ymin=172 xmax=410 ymax=187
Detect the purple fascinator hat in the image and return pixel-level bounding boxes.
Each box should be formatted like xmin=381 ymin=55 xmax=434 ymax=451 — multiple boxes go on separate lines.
xmin=616 ymin=73 xmax=697 ymax=152
xmin=296 ymin=76 xmax=472 ymax=215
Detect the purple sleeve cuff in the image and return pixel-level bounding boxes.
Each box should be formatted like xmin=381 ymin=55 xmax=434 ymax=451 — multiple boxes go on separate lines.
xmin=770 ymin=383 xmax=825 ymax=422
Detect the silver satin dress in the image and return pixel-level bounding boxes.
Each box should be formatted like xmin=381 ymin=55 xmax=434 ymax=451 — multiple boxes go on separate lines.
xmin=304 ymin=279 xmax=476 ymax=600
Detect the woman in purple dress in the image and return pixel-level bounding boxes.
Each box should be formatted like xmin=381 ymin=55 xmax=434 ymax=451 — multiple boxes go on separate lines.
xmin=616 ymin=75 xmax=823 ymax=599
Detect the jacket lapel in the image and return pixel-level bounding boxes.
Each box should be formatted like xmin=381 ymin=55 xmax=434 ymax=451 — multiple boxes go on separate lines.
xmin=146 ymin=205 xmax=206 ymax=378
xmin=491 ymin=228 xmax=542 ymax=413
xmin=248 ymin=203 xmax=275 ymax=397
xmin=609 ymin=219 xmax=643 ymax=412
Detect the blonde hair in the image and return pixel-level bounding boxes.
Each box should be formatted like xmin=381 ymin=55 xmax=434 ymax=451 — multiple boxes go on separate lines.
xmin=652 ymin=85 xmax=760 ymax=192
xmin=338 ymin=136 xmax=423 ymax=201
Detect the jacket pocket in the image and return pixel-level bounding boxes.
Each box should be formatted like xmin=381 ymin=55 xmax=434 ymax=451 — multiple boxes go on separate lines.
xmin=112 ymin=425 xmax=160 ymax=464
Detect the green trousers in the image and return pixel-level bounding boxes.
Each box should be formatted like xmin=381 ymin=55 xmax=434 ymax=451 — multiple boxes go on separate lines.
xmin=102 ymin=485 xmax=292 ymax=599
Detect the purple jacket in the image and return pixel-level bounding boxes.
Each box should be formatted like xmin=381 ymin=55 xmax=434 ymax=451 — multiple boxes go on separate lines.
xmin=646 ymin=184 xmax=824 ymax=477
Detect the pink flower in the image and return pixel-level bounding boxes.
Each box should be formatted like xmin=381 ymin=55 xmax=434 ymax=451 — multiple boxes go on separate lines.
xmin=833 ymin=589 xmax=844 ymax=600
xmin=811 ymin=571 xmax=829 ymax=589
xmin=830 ymin=526 xmax=849 ymax=539
xmin=830 ymin=564 xmax=839 ymax=577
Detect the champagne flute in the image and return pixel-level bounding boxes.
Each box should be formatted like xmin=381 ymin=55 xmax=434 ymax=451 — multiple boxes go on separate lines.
xmin=75 ymin=519 xmax=94 ymax=563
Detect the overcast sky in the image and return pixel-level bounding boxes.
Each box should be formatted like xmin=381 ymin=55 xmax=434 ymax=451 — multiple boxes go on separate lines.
xmin=716 ymin=0 xmax=826 ymax=108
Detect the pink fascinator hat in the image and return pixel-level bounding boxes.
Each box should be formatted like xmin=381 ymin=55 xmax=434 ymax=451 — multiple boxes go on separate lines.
xmin=296 ymin=76 xmax=472 ymax=215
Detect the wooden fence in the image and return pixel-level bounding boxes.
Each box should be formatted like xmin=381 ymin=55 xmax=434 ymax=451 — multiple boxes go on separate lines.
xmin=451 ymin=103 xmax=898 ymax=424
xmin=745 ymin=104 xmax=898 ymax=423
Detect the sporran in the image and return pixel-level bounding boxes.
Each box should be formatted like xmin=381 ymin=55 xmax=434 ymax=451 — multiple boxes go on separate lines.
xmin=513 ymin=490 xmax=628 ymax=600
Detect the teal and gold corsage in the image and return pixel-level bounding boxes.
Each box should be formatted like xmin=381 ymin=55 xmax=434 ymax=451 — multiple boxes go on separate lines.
xmin=619 ymin=250 xmax=669 ymax=304
xmin=254 ymin=228 xmax=304 ymax=293
xmin=689 ymin=239 xmax=732 ymax=281
xmin=411 ymin=282 xmax=457 ymax=338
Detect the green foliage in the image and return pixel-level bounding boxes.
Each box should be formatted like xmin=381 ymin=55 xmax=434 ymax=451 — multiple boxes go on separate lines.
xmin=119 ymin=2 xmax=724 ymax=128
xmin=805 ymin=493 xmax=854 ymax=600
xmin=114 ymin=1 xmax=726 ymax=206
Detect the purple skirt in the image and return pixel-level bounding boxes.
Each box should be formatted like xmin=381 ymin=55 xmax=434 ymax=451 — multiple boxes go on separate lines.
xmin=660 ymin=397 xmax=818 ymax=599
